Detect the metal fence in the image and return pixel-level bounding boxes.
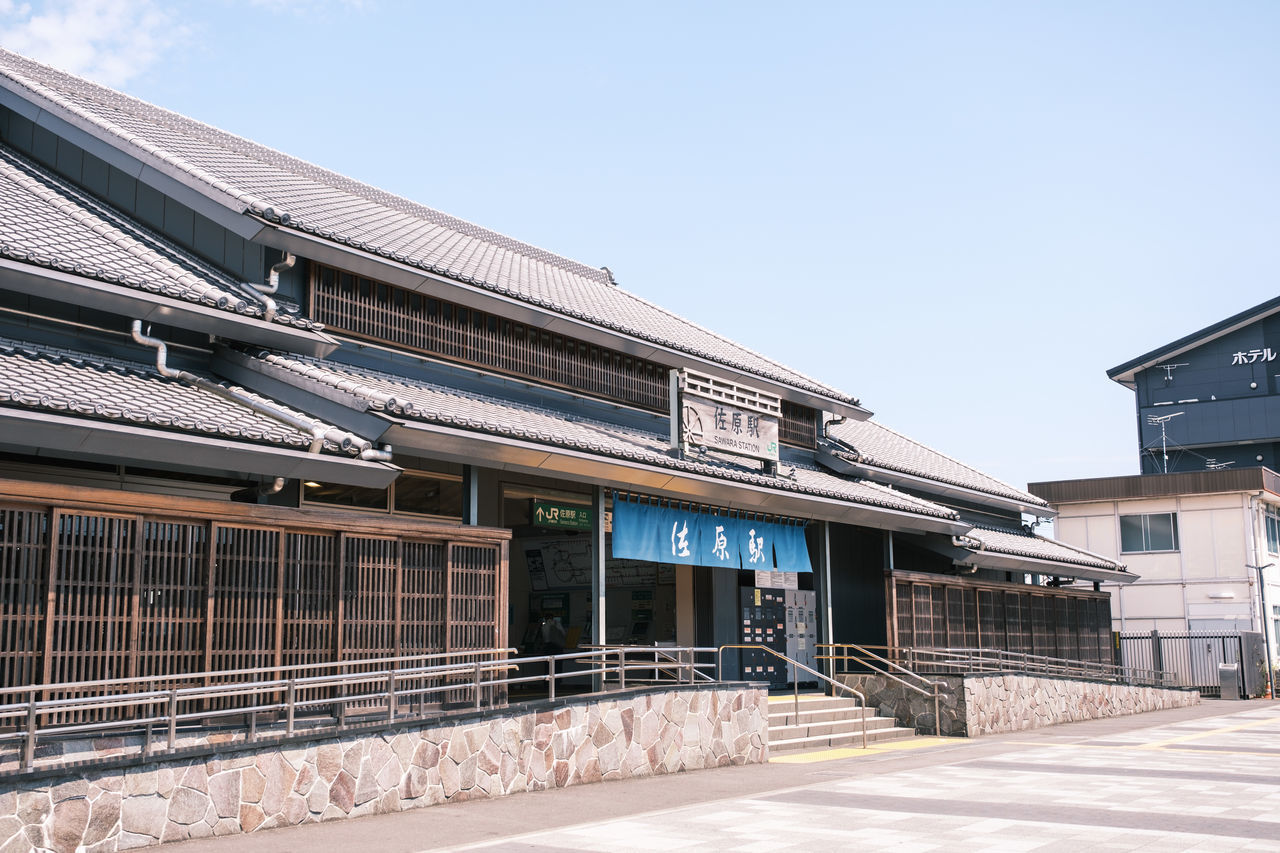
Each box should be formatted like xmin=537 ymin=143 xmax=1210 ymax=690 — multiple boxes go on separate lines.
xmin=1116 ymin=631 xmax=1258 ymax=697
xmin=825 ymin=645 xmax=1170 ymax=688
xmin=0 ymin=645 xmax=721 ymax=776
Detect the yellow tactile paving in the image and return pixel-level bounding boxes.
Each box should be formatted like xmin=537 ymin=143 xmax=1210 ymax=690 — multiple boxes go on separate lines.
xmin=768 ymin=737 xmax=952 ymax=763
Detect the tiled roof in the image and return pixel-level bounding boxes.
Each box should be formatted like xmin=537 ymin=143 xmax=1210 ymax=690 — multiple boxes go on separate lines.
xmin=249 ymin=350 xmax=956 ymax=521
xmin=963 ymin=525 xmax=1124 ymax=572
xmin=0 ymin=336 xmax=360 ymax=453
xmin=0 ymin=143 xmax=317 ymax=329
xmin=825 ymin=418 xmax=1047 ymax=507
xmin=0 ymin=49 xmax=853 ymax=405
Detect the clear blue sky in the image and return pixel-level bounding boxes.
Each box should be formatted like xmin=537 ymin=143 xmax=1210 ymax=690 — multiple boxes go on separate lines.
xmin=5 ymin=1 xmax=1278 ymax=492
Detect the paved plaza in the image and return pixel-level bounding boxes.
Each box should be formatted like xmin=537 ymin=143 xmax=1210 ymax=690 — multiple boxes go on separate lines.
xmin=173 ymin=699 xmax=1280 ymax=852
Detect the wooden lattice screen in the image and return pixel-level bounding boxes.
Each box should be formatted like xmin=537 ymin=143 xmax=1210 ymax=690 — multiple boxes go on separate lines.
xmin=889 ymin=572 xmax=1113 ymax=665
xmin=0 ymin=480 xmax=510 ymax=693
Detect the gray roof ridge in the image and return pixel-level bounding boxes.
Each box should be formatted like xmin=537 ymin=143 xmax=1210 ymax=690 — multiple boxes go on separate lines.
xmin=0 ymin=48 xmax=610 ymax=285
xmin=834 ymin=419 xmax=1045 ymax=506
xmin=252 ymin=350 xmax=953 ymax=519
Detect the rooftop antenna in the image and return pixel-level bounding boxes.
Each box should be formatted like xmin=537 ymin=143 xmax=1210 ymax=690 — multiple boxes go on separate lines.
xmin=1205 ymin=459 xmax=1236 ymax=471
xmin=1147 ymin=411 xmax=1184 ymax=474
xmin=1157 ymin=363 xmax=1189 ymax=384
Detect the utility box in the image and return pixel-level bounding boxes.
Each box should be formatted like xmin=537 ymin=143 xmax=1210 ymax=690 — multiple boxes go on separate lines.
xmin=1239 ymin=631 xmax=1267 ymax=698
xmin=1219 ymin=663 xmax=1241 ymax=700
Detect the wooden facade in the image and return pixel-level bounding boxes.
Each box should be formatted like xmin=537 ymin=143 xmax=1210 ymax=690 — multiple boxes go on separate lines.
xmin=888 ymin=571 xmax=1113 ymax=664
xmin=0 ymin=479 xmax=510 ymax=693
xmin=309 ymin=262 xmax=821 ymax=448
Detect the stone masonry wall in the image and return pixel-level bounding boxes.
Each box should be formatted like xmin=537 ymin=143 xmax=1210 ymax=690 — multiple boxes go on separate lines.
xmin=839 ymin=674 xmax=967 ymax=736
xmin=964 ymin=674 xmax=1199 ymax=736
xmin=840 ymin=673 xmax=1199 ymax=737
xmin=0 ymin=686 xmax=766 ymax=852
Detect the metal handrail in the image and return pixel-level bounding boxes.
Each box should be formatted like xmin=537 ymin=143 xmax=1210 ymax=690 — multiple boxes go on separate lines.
xmin=0 ymin=645 xmax=723 ymax=776
xmin=716 ymin=644 xmax=868 ymax=749
xmin=901 ymin=647 xmax=1172 ymax=687
xmin=0 ymin=648 xmax=519 ymax=704
xmin=817 ymin=643 xmax=942 ymax=737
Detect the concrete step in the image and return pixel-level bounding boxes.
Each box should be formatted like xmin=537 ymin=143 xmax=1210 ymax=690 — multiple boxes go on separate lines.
xmin=767 ymin=695 xmax=863 ymax=713
xmin=769 ymin=716 xmax=902 ymax=740
xmin=770 ymin=724 xmax=918 ymax=752
xmin=768 ymin=706 xmax=879 ymax=727
xmin=766 ymin=693 xmax=918 ymax=753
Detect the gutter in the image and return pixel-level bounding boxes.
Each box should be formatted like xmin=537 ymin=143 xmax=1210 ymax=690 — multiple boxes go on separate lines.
xmin=131 ymin=322 xmax=394 ymax=475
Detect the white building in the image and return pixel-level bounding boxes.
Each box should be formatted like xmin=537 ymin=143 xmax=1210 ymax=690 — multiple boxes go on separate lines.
xmin=1030 ymin=470 xmax=1280 ymax=654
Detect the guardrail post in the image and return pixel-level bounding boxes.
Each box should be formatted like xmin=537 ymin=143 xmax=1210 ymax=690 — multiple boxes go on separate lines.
xmin=387 ymin=672 xmax=397 ymax=723
xmin=474 ymin=662 xmax=482 ymax=711
xmin=167 ymin=690 xmax=178 ymax=750
xmin=286 ymin=679 xmax=296 ymax=736
xmin=934 ymin=686 xmax=940 ymax=737
xmin=618 ymin=649 xmax=626 ymax=690
xmin=548 ymin=656 xmax=556 ymax=701
xmin=23 ymin=691 xmax=36 ymax=771
xmin=248 ymin=711 xmax=257 ymax=743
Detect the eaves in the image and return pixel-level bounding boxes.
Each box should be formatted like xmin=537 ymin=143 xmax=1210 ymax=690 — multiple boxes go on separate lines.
xmin=0 ymin=406 xmax=400 ymax=488
xmin=0 ymin=258 xmax=338 ymax=357
xmin=377 ymin=416 xmax=967 ymax=535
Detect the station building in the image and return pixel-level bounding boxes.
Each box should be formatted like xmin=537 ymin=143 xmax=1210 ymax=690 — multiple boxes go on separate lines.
xmin=0 ymin=48 xmax=1129 ymax=697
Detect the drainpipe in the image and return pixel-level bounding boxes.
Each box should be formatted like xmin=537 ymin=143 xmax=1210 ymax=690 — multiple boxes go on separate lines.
xmin=250 ymin=252 xmax=295 ymax=324
xmin=822 ymin=416 xmax=847 ymax=439
xmin=131 ymin=321 xmax=390 ymax=467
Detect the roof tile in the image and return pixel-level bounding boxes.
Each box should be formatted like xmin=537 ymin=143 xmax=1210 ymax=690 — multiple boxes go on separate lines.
xmin=0 ymin=48 xmax=853 ymax=404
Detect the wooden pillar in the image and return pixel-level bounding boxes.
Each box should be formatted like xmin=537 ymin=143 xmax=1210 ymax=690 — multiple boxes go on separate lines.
xmin=127 ymin=517 xmax=143 ymax=680
xmin=274 ymin=531 xmax=286 ymax=670
xmin=591 ymin=486 xmax=607 ymax=691
xmin=333 ymin=533 xmax=346 ymax=662
xmin=40 ymin=508 xmax=61 ymax=687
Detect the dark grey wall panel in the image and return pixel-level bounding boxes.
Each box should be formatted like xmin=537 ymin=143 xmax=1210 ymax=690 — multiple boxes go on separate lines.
xmin=81 ymin=151 xmax=109 ymax=198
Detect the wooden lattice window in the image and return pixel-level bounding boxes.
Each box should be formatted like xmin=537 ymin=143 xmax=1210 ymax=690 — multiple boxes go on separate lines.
xmin=210 ymin=526 xmax=280 ymax=675
xmin=780 ymin=401 xmax=818 ymax=449
xmin=135 ymin=520 xmax=206 ymax=681
xmin=281 ymin=532 xmax=336 ymax=669
xmin=311 ymin=263 xmax=669 ymax=411
xmin=0 ymin=482 xmax=509 ymax=728
xmin=0 ymin=507 xmax=47 ymax=690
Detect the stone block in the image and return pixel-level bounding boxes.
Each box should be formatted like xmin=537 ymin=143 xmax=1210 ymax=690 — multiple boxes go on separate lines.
xmin=329 ymin=770 xmax=356 ymax=814
xmin=121 ymin=795 xmax=166 ymax=839
xmin=83 ymin=791 xmax=120 ymax=847
xmin=179 ymin=763 xmax=208 ymax=795
xmin=293 ymin=761 xmax=317 ymax=796
xmin=167 ymin=787 xmax=209 ymax=826
xmin=239 ymin=802 xmax=265 ymax=832
xmin=316 ymin=743 xmax=343 ymax=782
xmin=47 ymin=795 xmax=89 ymax=853
xmin=207 ymin=772 xmax=239 ymax=820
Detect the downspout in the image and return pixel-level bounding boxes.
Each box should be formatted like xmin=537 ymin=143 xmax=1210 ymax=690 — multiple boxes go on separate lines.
xmin=822 ymin=416 xmax=847 ymax=439
xmin=250 ymin=251 xmax=295 ymax=325
xmin=1247 ymin=491 xmax=1267 ymax=633
xmin=131 ymin=321 xmax=394 ymax=475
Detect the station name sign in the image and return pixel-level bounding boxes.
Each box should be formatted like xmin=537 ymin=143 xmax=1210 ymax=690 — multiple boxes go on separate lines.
xmin=531 ymin=500 xmax=593 ymax=531
xmin=672 ymin=369 xmax=780 ymax=463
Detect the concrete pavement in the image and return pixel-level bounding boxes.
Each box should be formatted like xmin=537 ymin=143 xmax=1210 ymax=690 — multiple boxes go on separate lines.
xmin=172 ymin=699 xmax=1280 ymax=852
